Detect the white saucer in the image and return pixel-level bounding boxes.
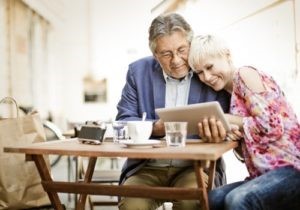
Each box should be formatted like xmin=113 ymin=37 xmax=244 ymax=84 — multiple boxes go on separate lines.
xmin=119 ymin=140 xmax=161 ymax=148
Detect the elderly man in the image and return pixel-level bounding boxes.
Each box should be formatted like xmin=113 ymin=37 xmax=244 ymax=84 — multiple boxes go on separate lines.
xmin=116 ymin=13 xmax=231 ymax=210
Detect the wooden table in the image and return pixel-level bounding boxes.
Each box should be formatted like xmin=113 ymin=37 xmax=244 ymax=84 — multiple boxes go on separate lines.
xmin=4 ymin=139 xmax=237 ymax=210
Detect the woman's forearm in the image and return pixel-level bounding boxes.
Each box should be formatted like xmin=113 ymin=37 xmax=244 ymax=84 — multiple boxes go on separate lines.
xmin=225 ymin=114 xmax=244 ymax=130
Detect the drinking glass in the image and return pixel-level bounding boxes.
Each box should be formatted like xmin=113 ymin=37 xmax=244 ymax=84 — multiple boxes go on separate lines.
xmin=164 ymin=122 xmax=187 ymax=147
xmin=112 ymin=121 xmax=127 ymax=143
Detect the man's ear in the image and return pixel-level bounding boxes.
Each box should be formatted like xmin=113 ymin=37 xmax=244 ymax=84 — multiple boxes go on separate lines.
xmin=153 ymin=52 xmax=159 ymax=61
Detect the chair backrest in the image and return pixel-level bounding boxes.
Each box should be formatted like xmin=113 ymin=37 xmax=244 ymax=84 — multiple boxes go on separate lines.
xmin=77 ymin=157 xmax=121 ymax=208
xmin=43 ymin=120 xmax=65 ymax=141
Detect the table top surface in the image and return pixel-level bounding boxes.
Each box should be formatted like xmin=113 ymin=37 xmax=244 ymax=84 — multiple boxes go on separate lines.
xmin=4 ymin=138 xmax=237 ymax=161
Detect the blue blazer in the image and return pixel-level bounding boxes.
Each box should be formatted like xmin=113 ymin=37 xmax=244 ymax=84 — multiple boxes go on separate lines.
xmin=116 ymin=56 xmax=231 ymax=187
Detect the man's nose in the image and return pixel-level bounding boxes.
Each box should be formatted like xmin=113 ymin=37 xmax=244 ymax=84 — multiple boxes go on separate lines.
xmin=171 ymin=52 xmax=182 ymax=64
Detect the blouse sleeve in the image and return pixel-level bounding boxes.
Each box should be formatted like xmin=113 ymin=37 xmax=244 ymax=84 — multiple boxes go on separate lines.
xmin=234 ymin=69 xmax=284 ymax=144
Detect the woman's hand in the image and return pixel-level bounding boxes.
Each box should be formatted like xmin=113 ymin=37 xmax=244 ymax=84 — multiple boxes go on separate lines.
xmin=198 ymin=117 xmax=227 ymax=143
xmin=198 ymin=117 xmax=244 ymax=143
xmin=227 ymin=124 xmax=244 ymax=141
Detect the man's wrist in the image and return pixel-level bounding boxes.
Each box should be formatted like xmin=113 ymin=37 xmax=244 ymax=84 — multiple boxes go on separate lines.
xmin=152 ymin=120 xmax=165 ymax=137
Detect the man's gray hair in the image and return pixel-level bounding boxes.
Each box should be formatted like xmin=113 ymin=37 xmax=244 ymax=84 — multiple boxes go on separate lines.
xmin=148 ymin=13 xmax=193 ymax=53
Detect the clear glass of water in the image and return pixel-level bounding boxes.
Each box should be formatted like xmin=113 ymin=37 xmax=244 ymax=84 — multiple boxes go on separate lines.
xmin=164 ymin=122 xmax=187 ymax=147
xmin=112 ymin=121 xmax=128 ymax=143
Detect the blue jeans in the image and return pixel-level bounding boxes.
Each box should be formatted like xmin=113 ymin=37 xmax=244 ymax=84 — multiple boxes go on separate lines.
xmin=208 ymin=166 xmax=300 ymax=210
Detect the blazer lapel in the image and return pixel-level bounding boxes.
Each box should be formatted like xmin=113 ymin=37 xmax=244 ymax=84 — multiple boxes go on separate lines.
xmin=188 ymin=74 xmax=203 ymax=104
xmin=152 ymin=65 xmax=165 ymax=109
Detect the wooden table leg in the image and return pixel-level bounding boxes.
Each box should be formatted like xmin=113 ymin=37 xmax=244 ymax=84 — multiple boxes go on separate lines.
xmin=74 ymin=156 xmax=79 ymax=209
xmin=194 ymin=160 xmax=209 ymax=210
xmin=207 ymin=161 xmax=216 ymax=191
xmin=29 ymin=155 xmax=65 ymax=210
xmin=76 ymin=157 xmax=97 ymax=210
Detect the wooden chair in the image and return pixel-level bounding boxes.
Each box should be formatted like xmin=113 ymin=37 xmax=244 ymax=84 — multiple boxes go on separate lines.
xmin=77 ymin=157 xmax=121 ymax=210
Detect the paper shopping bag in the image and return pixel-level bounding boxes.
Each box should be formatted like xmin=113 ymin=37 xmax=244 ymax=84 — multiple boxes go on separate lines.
xmin=0 ymin=97 xmax=50 ymax=209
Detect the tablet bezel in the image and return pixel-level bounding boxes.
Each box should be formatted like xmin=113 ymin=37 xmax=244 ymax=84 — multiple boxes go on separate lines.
xmin=155 ymin=101 xmax=230 ymax=135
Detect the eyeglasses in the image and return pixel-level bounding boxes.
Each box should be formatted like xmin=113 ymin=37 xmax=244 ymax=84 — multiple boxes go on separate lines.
xmin=156 ymin=46 xmax=189 ymax=60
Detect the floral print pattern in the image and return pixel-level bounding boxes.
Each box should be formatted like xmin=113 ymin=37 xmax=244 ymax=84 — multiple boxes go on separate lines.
xmin=230 ymin=66 xmax=300 ymax=178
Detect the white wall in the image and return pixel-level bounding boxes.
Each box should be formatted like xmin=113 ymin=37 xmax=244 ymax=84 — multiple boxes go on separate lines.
xmin=24 ymin=0 xmax=163 ymax=125
xmin=21 ymin=0 xmax=90 ymax=129
xmin=0 ymin=0 xmax=8 ymax=100
xmin=80 ymin=0 xmax=161 ymax=123
xmin=50 ymin=0 xmax=89 ymax=127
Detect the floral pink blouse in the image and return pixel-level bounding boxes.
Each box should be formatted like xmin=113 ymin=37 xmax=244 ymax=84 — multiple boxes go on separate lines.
xmin=230 ymin=66 xmax=300 ymax=178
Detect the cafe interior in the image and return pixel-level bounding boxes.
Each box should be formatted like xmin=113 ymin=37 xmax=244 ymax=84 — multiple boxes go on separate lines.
xmin=0 ymin=0 xmax=299 ymax=209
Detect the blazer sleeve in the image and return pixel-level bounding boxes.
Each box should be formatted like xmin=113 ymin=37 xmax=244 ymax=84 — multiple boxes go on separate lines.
xmin=116 ymin=64 xmax=140 ymax=121
xmin=115 ymin=57 xmax=161 ymax=121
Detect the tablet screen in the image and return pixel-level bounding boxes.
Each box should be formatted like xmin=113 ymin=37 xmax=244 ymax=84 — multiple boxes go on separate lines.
xmin=155 ymin=101 xmax=230 ymax=135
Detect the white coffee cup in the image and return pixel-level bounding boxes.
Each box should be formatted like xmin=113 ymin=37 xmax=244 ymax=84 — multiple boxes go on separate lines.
xmin=127 ymin=121 xmax=153 ymax=143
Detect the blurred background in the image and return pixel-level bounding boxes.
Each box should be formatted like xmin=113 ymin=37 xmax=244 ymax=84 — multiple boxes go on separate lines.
xmin=1 ymin=0 xmax=299 ymax=127
xmin=0 ymin=0 xmax=300 ymax=185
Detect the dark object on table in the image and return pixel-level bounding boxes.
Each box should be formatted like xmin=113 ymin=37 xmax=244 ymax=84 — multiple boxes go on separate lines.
xmin=78 ymin=121 xmax=106 ymax=145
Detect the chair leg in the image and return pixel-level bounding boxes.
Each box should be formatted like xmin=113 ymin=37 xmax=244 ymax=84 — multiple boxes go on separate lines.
xmin=88 ymin=195 xmax=94 ymax=210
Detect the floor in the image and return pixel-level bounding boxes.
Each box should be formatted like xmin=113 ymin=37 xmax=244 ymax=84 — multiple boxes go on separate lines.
xmin=50 ymin=156 xmax=119 ymax=210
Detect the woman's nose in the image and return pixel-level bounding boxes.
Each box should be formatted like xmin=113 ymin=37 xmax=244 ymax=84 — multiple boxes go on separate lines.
xmin=203 ymin=71 xmax=212 ymax=81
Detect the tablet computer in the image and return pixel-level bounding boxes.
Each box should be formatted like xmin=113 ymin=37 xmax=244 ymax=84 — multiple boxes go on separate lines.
xmin=155 ymin=101 xmax=230 ymax=135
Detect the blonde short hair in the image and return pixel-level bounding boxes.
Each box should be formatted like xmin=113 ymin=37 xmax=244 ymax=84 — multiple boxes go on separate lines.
xmin=188 ymin=35 xmax=230 ymax=70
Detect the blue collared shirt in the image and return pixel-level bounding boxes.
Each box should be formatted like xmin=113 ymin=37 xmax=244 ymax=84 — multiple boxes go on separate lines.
xmin=164 ymin=70 xmax=192 ymax=108
xmin=147 ymin=70 xmax=193 ymax=167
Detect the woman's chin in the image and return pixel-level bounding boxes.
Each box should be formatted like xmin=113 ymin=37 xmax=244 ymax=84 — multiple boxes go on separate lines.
xmin=211 ymin=85 xmax=223 ymax=92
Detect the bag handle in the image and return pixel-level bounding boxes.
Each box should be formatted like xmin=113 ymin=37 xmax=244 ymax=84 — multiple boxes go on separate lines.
xmin=0 ymin=97 xmax=19 ymax=118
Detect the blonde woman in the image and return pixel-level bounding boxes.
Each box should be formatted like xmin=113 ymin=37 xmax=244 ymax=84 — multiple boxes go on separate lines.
xmin=189 ymin=34 xmax=300 ymax=210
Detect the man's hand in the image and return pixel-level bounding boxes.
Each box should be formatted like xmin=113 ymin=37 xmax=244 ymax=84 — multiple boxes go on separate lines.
xmin=152 ymin=119 xmax=165 ymax=137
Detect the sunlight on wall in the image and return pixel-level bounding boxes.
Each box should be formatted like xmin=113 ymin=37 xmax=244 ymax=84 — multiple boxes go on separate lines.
xmin=181 ymin=0 xmax=299 ymax=116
